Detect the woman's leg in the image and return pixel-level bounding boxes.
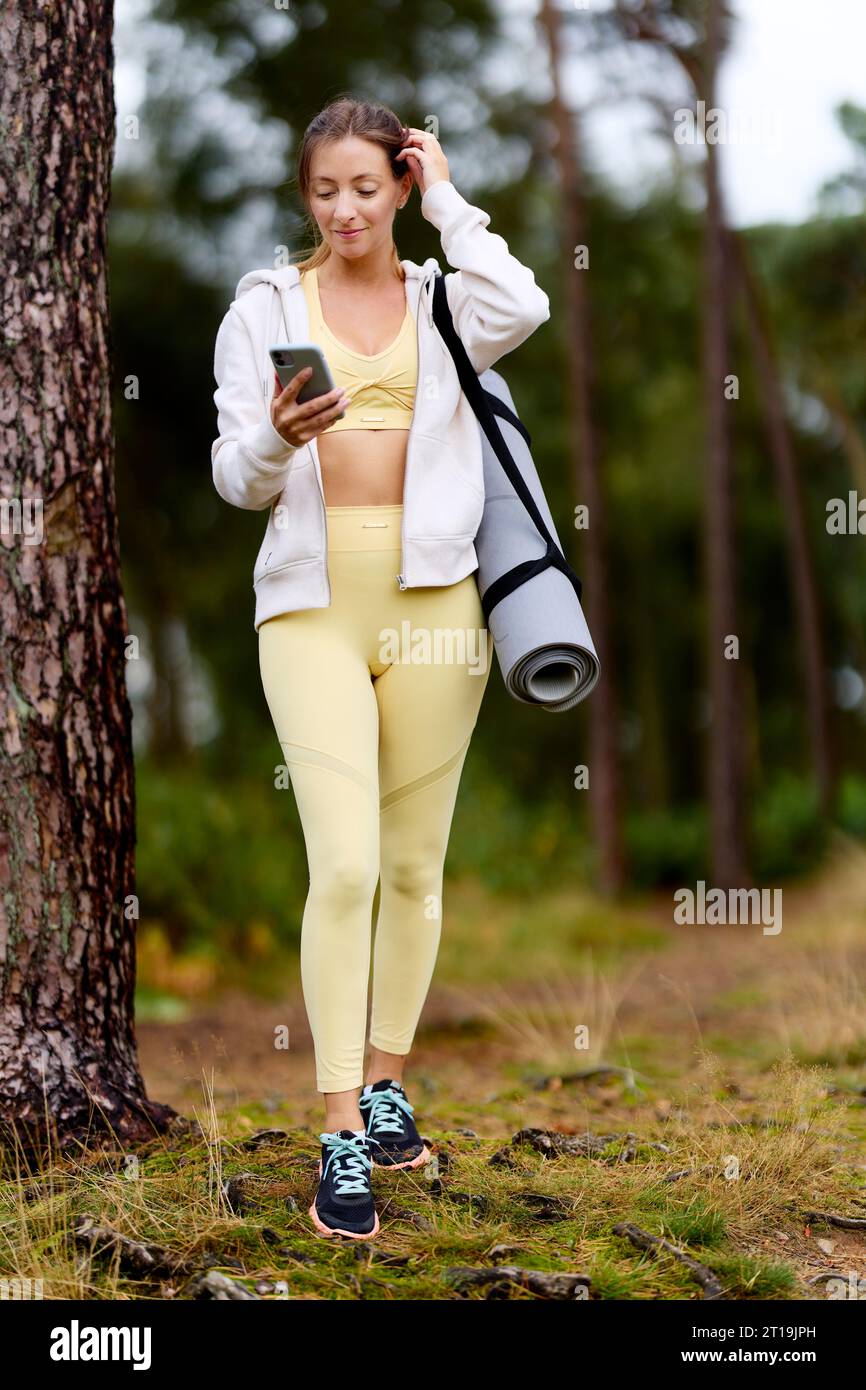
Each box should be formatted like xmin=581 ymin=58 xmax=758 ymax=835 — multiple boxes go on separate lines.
xmin=368 ymin=572 xmax=493 ymax=1069
xmin=258 ymin=604 xmax=381 ymax=1122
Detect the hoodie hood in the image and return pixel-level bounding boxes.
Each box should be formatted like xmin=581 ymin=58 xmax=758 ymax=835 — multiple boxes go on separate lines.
xmin=234 ymin=255 xmax=439 ymax=297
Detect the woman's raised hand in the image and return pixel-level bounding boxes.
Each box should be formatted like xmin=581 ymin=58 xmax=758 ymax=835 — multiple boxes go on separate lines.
xmin=397 ymin=126 xmax=450 ymax=196
xmin=270 ymin=368 xmax=350 ymax=448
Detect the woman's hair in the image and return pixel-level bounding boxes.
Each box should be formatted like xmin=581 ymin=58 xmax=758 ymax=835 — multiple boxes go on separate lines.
xmin=291 ymin=95 xmax=410 ymax=278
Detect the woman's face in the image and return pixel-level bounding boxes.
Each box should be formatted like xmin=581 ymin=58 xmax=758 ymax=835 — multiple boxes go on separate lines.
xmin=307 ymin=136 xmax=411 ymax=260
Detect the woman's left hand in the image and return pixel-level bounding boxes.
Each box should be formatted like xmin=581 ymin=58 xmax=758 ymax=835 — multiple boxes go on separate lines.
xmin=398 ymin=126 xmax=450 ymax=196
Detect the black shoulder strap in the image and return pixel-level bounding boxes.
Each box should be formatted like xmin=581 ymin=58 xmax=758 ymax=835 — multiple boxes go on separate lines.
xmin=430 ymin=272 xmax=582 ymax=619
xmin=489 ymin=396 xmax=531 ymax=447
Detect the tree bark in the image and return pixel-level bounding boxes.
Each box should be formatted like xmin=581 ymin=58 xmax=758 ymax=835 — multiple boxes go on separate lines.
xmin=0 ymin=0 xmax=175 ymax=1155
xmin=614 ymin=0 xmax=747 ymax=884
xmin=538 ymin=0 xmax=627 ymax=893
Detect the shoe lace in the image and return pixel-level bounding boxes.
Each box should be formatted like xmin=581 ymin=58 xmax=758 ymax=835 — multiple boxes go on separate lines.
xmin=320 ymin=1133 xmax=372 ymax=1195
xmin=359 ymin=1086 xmax=413 ymax=1137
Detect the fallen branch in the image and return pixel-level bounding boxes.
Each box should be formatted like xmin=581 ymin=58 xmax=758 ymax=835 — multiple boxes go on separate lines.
xmin=531 ymin=1066 xmax=650 ymax=1091
xmin=826 ymin=1083 xmax=866 ymax=1100
xmin=510 ymin=1128 xmax=670 ymax=1163
xmin=707 ymin=1117 xmax=809 ymax=1132
xmin=378 ymin=1200 xmax=434 ymax=1232
xmin=221 ymin=1172 xmax=257 ymax=1214
xmin=513 ymin=1192 xmax=573 ymax=1221
xmin=488 ymin=1147 xmax=520 ymax=1168
xmin=440 ymin=1190 xmax=490 ymax=1218
xmin=613 ymin=1222 xmax=725 ymax=1300
xmin=511 ymin=1128 xmax=622 ymax=1158
xmin=802 ymin=1209 xmax=866 ymax=1231
xmin=276 ymin=1246 xmax=316 ymax=1265
xmin=185 ymin=1269 xmax=260 ymax=1300
xmin=444 ymin=1265 xmax=591 ymax=1299
xmin=662 ymin=1168 xmax=694 ymax=1183
xmin=237 ymin=1129 xmax=290 ymax=1150
xmin=74 ymin=1215 xmax=191 ymax=1279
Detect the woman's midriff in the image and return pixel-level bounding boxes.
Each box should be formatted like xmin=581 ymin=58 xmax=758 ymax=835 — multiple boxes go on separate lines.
xmin=317 ymin=428 xmax=409 ymax=506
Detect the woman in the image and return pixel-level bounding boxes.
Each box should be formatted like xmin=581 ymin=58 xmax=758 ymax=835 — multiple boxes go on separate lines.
xmin=211 ymin=96 xmax=549 ymax=1239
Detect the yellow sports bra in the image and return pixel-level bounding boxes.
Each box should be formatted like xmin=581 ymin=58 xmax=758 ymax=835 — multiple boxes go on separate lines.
xmin=301 ymin=266 xmax=417 ymax=431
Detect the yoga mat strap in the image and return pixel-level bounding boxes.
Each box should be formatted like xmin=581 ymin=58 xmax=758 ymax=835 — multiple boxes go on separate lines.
xmin=431 ymin=271 xmax=582 ymax=615
xmin=479 ymin=539 xmax=574 ymax=623
xmin=486 ymin=395 xmax=531 ymax=447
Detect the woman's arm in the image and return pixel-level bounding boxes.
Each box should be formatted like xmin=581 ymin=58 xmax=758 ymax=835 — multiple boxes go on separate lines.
xmin=212 ymin=299 xmax=298 ymax=511
xmin=420 ymin=178 xmax=551 ymax=376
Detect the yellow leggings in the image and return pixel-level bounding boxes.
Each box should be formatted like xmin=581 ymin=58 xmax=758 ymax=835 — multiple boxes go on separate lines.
xmin=258 ymin=503 xmax=493 ymax=1092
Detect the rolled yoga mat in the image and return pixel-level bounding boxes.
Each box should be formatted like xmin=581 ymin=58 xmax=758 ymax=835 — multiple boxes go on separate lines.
xmin=474 ymin=367 xmax=600 ymax=714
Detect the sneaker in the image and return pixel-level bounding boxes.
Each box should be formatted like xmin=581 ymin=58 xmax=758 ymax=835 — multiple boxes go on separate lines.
xmin=308 ymin=1129 xmax=380 ymax=1240
xmin=359 ymin=1079 xmax=431 ymax=1170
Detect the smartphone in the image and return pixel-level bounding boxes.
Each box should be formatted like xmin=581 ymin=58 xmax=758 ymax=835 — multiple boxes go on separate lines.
xmin=269 ymin=343 xmax=345 ymax=419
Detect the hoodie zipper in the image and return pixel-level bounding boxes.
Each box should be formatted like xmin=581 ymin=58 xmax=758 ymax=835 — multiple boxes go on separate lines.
xmin=279 ymin=280 xmax=332 ymax=605
xmin=396 ymin=271 xmax=433 ymax=591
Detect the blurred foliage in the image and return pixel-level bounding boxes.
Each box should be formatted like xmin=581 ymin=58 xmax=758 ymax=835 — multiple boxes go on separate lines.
xmin=110 ymin=2 xmax=866 ymax=943
xmin=134 ymin=756 xmax=852 ymax=951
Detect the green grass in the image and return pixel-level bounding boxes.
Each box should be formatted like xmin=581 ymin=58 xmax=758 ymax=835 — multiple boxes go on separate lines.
xmin=1 ymin=1053 xmax=860 ymax=1301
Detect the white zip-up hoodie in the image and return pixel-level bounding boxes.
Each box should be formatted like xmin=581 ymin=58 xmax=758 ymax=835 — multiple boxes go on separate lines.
xmin=211 ymin=179 xmax=550 ymax=629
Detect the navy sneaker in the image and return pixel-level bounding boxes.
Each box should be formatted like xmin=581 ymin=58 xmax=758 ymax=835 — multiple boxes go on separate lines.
xmin=308 ymin=1130 xmax=380 ymax=1240
xmin=359 ymin=1079 xmax=431 ymax=1170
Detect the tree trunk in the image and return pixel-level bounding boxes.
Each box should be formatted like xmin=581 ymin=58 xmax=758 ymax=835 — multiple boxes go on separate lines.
xmin=538 ymin=0 xmax=627 ymax=893
xmin=614 ymin=0 xmax=746 ymax=881
xmin=701 ymin=0 xmax=748 ymax=886
xmin=730 ymin=230 xmax=834 ymax=815
xmin=0 ymin=1 xmax=176 ymax=1155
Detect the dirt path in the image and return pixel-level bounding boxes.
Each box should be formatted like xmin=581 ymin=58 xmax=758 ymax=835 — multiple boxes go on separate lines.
xmin=138 ymin=842 xmax=866 ymax=1124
